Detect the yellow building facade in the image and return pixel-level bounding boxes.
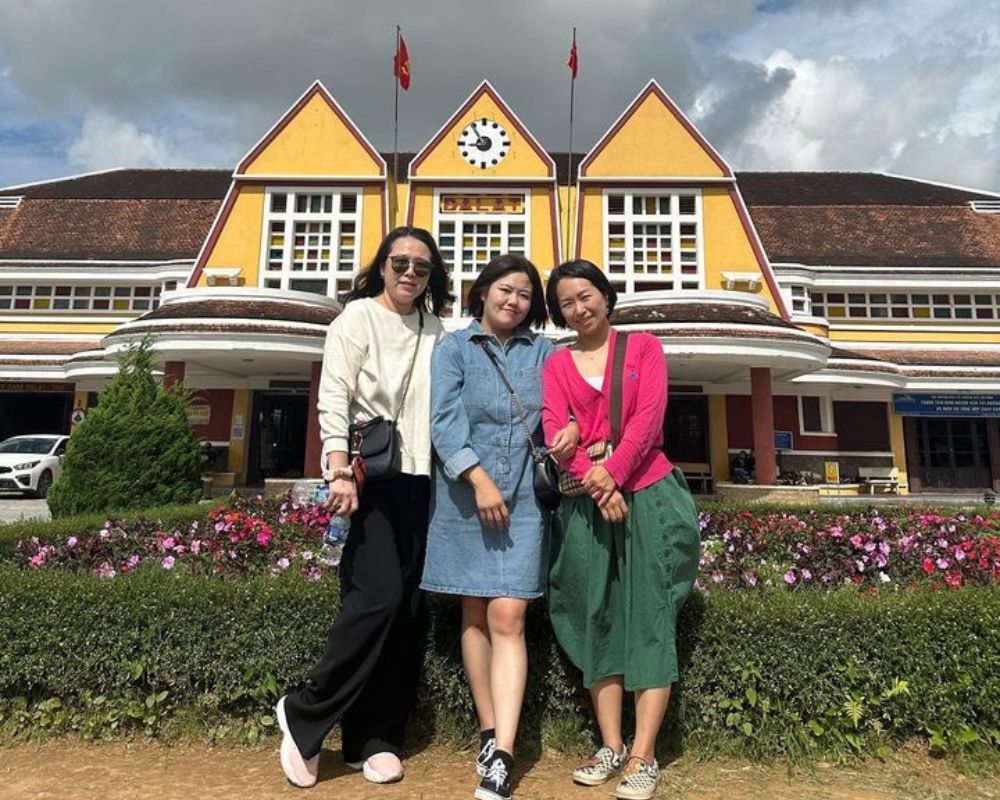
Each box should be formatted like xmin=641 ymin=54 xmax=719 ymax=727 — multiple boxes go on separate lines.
xmin=2 ymin=79 xmax=999 ymax=495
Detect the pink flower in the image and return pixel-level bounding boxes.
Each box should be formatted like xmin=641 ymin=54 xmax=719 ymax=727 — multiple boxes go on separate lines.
xmin=190 ymin=540 xmax=201 ymax=555
xmin=801 ymin=569 xmax=812 ymax=582
xmin=936 ymin=558 xmax=950 ymax=570
xmin=162 ymin=556 xmax=175 ymax=570
xmin=66 ymin=536 xmax=78 ymax=548
xmin=162 ymin=536 xmax=176 ymax=550
xmin=256 ymin=528 xmax=272 ymax=548
xmin=850 ymin=534 xmax=864 ymax=548
xmin=28 ymin=554 xmax=45 ymax=568
xmin=124 ymin=555 xmax=140 ymax=570
xmin=954 ymin=548 xmax=966 ymax=562
xmin=302 ymin=551 xmax=314 ymax=562
xmin=783 ymin=570 xmax=797 ymax=585
xmin=276 ymin=557 xmax=290 ymax=571
xmin=95 ymin=561 xmax=116 ymax=579
xmin=307 ymin=567 xmax=322 ymax=582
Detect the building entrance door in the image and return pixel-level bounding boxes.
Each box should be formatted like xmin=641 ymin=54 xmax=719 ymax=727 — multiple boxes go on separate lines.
xmin=910 ymin=418 xmax=993 ymax=489
xmin=0 ymin=391 xmax=73 ymax=442
xmin=663 ymin=395 xmax=710 ymax=463
xmin=246 ymin=391 xmax=308 ymax=486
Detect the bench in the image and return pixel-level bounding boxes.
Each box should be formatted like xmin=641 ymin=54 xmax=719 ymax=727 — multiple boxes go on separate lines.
xmin=675 ymin=462 xmax=714 ymax=495
xmin=858 ymin=466 xmax=901 ymax=494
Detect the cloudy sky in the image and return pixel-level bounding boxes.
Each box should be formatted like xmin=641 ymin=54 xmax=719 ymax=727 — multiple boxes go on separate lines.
xmin=1 ymin=0 xmax=998 ymax=191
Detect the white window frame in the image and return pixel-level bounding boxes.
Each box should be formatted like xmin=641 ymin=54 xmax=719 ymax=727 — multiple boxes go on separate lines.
xmin=0 ymin=283 xmax=161 ymax=313
xmin=602 ymin=189 xmax=705 ymax=293
xmin=810 ymin=290 xmax=999 ymax=322
xmin=798 ymin=395 xmax=836 ymax=437
xmin=258 ymin=186 xmax=363 ymax=297
xmin=432 ymin=187 xmax=531 ymax=318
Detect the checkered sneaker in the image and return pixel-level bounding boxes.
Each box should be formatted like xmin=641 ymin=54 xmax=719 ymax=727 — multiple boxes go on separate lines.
xmin=571 ymin=745 xmax=628 ymax=786
xmin=614 ymin=757 xmax=660 ymax=800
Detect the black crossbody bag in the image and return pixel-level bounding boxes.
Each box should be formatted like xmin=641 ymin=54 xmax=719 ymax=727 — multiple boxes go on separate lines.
xmin=476 ymin=340 xmax=562 ymax=511
xmin=348 ymin=308 xmax=423 ymax=481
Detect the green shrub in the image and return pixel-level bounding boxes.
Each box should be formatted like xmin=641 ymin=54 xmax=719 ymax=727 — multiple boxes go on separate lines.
xmin=46 ymin=339 xmax=203 ymax=518
xmin=1 ymin=565 xmax=998 ymax=760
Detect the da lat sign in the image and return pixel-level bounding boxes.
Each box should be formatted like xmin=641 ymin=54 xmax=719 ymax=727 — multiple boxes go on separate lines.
xmin=893 ymin=394 xmax=1000 ymax=418
xmin=439 ymin=194 xmax=525 ymax=214
xmin=824 ymin=461 xmax=841 ymax=484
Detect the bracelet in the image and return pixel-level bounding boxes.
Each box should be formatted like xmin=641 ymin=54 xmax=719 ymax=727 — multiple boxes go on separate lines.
xmin=324 ymin=467 xmax=355 ymax=482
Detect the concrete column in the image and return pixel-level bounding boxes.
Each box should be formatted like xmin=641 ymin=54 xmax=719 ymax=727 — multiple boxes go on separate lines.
xmin=887 ymin=406 xmax=910 ymax=495
xmin=227 ymin=389 xmax=251 ymax=485
xmin=303 ymin=361 xmax=324 ymax=479
xmin=163 ymin=360 xmax=185 ymax=391
xmin=709 ymin=394 xmax=730 ymax=482
xmin=750 ymin=367 xmax=777 ymax=485
xmin=987 ymin=417 xmax=1000 ymax=493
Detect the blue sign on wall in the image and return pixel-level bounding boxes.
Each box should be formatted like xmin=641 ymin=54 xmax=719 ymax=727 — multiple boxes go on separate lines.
xmin=774 ymin=430 xmax=794 ymax=450
xmin=893 ymin=394 xmax=1000 ymax=417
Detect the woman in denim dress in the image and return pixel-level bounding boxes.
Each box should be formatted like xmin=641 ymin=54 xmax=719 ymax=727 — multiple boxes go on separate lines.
xmin=422 ymin=254 xmax=576 ymax=800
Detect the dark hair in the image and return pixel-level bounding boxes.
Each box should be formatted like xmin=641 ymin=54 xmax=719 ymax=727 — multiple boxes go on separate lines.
xmin=342 ymin=226 xmax=454 ymax=316
xmin=545 ymin=259 xmax=618 ymax=328
xmin=466 ymin=254 xmax=548 ymax=329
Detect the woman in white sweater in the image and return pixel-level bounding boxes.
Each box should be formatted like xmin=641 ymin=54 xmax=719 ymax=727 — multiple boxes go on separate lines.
xmin=276 ymin=227 xmax=450 ymax=788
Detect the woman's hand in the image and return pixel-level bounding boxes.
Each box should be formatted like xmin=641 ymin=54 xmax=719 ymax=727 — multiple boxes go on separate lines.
xmin=328 ymin=475 xmax=358 ymax=516
xmin=598 ymin=490 xmax=629 ymax=524
xmin=466 ymin=466 xmax=510 ymax=529
xmin=583 ymin=464 xmax=617 ymax=500
xmin=547 ymin=419 xmax=580 ymax=461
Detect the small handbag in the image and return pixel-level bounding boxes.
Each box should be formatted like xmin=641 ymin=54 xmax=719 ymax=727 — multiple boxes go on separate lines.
xmin=347 ymin=308 xmax=423 ymax=481
xmin=476 ymin=340 xmax=562 ymax=511
xmin=558 ymin=332 xmax=629 ymax=498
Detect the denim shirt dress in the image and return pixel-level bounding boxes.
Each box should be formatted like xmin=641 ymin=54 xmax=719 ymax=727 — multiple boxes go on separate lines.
xmin=420 ymin=320 xmax=554 ymax=599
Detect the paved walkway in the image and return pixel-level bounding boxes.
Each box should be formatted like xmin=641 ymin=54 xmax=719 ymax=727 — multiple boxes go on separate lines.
xmin=0 ymin=494 xmax=50 ymax=524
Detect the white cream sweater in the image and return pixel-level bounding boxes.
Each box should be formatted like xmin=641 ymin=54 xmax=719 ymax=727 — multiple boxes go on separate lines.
xmin=317 ymin=297 xmax=444 ymax=477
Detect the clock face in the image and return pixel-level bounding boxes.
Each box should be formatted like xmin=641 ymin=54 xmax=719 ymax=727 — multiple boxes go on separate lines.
xmin=456 ymin=117 xmax=511 ymax=169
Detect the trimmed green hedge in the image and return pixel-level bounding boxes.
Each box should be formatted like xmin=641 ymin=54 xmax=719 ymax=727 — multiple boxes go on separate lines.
xmin=2 ymin=565 xmax=998 ymax=758
xmin=0 ymin=502 xmax=216 ymax=560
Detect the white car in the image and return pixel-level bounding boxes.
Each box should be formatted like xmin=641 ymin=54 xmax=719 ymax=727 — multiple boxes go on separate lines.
xmin=0 ymin=434 xmax=69 ymax=499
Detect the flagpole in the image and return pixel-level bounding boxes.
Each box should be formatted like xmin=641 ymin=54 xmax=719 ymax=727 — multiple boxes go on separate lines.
xmin=393 ymin=24 xmax=401 ymax=224
xmin=565 ymin=27 xmax=577 ymax=259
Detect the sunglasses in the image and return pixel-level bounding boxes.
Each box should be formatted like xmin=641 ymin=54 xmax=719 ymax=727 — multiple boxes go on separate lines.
xmin=388 ymin=255 xmax=432 ymax=278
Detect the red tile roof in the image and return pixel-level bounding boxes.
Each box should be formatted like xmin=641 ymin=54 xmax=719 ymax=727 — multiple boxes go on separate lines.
xmin=0 ymin=198 xmax=221 ymax=261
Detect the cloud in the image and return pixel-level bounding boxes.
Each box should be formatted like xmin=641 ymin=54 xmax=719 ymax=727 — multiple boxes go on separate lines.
xmin=65 ymin=111 xmax=187 ymax=171
xmin=0 ymin=0 xmax=997 ymax=190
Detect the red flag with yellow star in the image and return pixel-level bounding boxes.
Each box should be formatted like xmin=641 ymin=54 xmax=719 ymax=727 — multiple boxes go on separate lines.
xmin=394 ymin=35 xmax=411 ymax=90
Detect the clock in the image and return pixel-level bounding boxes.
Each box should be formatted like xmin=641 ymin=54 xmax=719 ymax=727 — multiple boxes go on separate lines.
xmin=456 ymin=117 xmax=511 ymax=169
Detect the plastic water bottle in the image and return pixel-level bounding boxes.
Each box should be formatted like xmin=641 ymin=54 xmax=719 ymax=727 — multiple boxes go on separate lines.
xmin=312 ymin=483 xmax=330 ymax=505
xmin=292 ymin=479 xmax=322 ymax=505
xmin=319 ymin=512 xmax=350 ymax=567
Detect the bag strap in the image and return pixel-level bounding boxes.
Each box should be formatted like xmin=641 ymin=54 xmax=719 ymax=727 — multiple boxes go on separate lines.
xmin=608 ymin=331 xmax=629 ymax=447
xmin=476 ymin=339 xmax=545 ymax=464
xmin=393 ymin=307 xmax=424 ymax=424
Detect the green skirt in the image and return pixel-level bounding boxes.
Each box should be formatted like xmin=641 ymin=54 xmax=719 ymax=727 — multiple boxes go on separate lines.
xmin=547 ymin=468 xmax=700 ymax=690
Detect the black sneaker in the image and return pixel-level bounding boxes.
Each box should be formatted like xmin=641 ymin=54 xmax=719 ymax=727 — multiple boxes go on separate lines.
xmin=475 ymin=730 xmax=497 ymax=777
xmin=474 ymin=749 xmax=513 ymax=800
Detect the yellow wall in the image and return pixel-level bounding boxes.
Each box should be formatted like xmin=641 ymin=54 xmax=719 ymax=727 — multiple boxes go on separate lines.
xmin=584 ymin=91 xmax=726 ymax=178
xmin=887 ymin=408 xmax=910 ymax=495
xmin=227 ymin=389 xmax=251 ymax=484
xmin=242 ymin=92 xmax=383 ymax=177
xmin=412 ymin=93 xmax=551 ymax=179
xmin=0 ymin=322 xmax=119 ymax=335
xmin=529 ymin=186 xmax=559 ymax=269
xmin=702 ymin=187 xmax=781 ymax=314
xmin=196 ymin=187 xmax=265 ymax=287
xmin=831 ymin=330 xmax=1000 ymax=344
xmin=576 ymin=186 xmax=603 ymax=262
xmin=359 ymin=185 xmax=386 ymax=265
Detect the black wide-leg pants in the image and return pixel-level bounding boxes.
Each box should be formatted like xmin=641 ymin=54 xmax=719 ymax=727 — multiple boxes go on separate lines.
xmin=284 ymin=473 xmax=430 ymax=761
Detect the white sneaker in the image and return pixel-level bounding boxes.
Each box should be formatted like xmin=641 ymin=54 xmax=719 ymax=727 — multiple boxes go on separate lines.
xmin=275 ymin=696 xmax=319 ymax=788
xmin=349 ymin=752 xmax=403 ymax=784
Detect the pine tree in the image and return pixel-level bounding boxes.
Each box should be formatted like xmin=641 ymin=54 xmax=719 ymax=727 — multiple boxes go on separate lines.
xmin=47 ymin=339 xmax=203 ymax=517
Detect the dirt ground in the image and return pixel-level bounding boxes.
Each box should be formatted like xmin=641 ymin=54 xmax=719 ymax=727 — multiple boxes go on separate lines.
xmin=1 ymin=740 xmax=998 ymax=800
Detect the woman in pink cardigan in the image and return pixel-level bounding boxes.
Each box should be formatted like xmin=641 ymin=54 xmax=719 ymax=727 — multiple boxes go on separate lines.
xmin=541 ymin=260 xmax=699 ymax=800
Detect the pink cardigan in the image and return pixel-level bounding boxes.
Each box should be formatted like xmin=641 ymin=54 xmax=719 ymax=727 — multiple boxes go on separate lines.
xmin=542 ymin=329 xmax=673 ymax=493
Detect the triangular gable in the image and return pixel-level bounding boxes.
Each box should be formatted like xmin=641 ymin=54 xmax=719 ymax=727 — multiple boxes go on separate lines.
xmin=580 ymin=80 xmax=732 ymax=179
xmin=409 ymin=81 xmax=555 ymax=180
xmin=237 ymin=81 xmax=386 ymax=177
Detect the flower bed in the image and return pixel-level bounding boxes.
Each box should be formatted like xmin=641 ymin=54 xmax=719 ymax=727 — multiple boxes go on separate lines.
xmin=698 ymin=508 xmax=1000 ymax=592
xmin=12 ymin=497 xmax=1000 ymax=595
